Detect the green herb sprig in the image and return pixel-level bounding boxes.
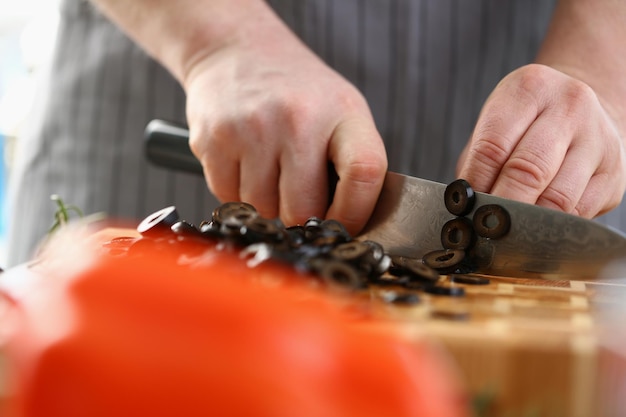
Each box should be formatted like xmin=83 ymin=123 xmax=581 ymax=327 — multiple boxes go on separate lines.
xmin=49 ymin=194 xmax=84 ymax=234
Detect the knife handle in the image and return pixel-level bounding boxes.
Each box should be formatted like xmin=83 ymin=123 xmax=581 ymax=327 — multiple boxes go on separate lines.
xmin=144 ymin=119 xmax=203 ymax=175
xmin=144 ymin=119 xmax=338 ymax=207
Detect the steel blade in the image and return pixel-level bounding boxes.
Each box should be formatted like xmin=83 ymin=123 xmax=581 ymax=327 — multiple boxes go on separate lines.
xmin=358 ymin=172 xmax=626 ymax=280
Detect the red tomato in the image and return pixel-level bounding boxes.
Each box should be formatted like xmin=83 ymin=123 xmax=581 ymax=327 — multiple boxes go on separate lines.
xmin=0 ymin=229 xmax=469 ymax=417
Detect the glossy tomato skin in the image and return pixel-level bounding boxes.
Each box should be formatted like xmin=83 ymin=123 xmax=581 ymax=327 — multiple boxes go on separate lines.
xmin=1 ymin=231 xmax=469 ymax=417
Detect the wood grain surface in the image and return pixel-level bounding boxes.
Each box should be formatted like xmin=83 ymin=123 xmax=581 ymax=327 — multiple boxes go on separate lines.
xmin=368 ymin=273 xmax=626 ymax=417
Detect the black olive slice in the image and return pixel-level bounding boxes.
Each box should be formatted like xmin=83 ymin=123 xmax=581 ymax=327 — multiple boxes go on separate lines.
xmin=137 ymin=206 xmax=179 ymax=236
xmin=212 ymin=202 xmax=257 ymax=225
xmin=315 ymin=260 xmax=365 ymax=290
xmin=383 ymin=292 xmax=420 ymax=305
xmin=449 ymin=275 xmax=491 ymax=285
xmin=245 ymin=217 xmax=284 ymax=243
xmin=331 ymin=241 xmax=371 ymax=261
xmin=472 ymin=204 xmax=511 ymax=239
xmin=320 ymin=219 xmax=351 ymax=241
xmin=444 ymin=179 xmax=476 ymax=216
xmin=389 ymin=256 xmax=441 ymax=282
xmin=422 ymin=249 xmax=465 ymax=273
xmin=171 ymin=220 xmax=201 ymax=237
xmin=371 ymin=275 xmax=411 ymax=287
xmin=440 ymin=217 xmax=476 ymax=250
xmin=423 ymin=284 xmax=466 ymax=297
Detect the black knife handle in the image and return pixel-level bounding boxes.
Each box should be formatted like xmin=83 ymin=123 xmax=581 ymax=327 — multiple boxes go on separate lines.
xmin=144 ymin=119 xmax=203 ymax=175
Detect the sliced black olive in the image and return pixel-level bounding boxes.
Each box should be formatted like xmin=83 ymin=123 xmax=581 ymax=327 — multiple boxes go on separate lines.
xmin=449 ymin=274 xmax=490 ymax=285
xmin=423 ymin=284 xmax=466 ymax=297
xmin=444 ymin=179 xmax=476 ymax=216
xmin=389 ymin=256 xmax=441 ymax=282
xmin=137 ymin=206 xmax=179 ymax=237
xmin=311 ymin=233 xmax=345 ymax=247
xmin=331 ymin=241 xmax=371 ymax=261
xmin=371 ymin=275 xmax=411 ymax=287
xmin=171 ymin=220 xmax=201 ymax=237
xmin=304 ymin=226 xmax=323 ymax=242
xmin=440 ymin=217 xmax=476 ymax=251
xmin=315 ymin=259 xmax=365 ymax=290
xmin=219 ymin=216 xmax=247 ymax=238
xmin=373 ymin=254 xmax=392 ymax=276
xmin=362 ymin=240 xmax=385 ymax=263
xmin=199 ymin=221 xmax=221 ymax=239
xmin=245 ymin=217 xmax=284 ymax=244
xmin=320 ymin=219 xmax=352 ymax=242
xmin=382 ymin=292 xmax=420 ymax=305
xmin=212 ymin=202 xmax=257 ymax=225
xmin=422 ymin=249 xmax=465 ymax=273
xmin=304 ymin=216 xmax=323 ymax=228
xmin=473 ymin=204 xmax=511 ymax=239
xmin=284 ymin=225 xmax=306 ymax=247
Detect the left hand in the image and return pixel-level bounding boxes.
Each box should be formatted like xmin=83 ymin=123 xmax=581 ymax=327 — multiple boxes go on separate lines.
xmin=457 ymin=63 xmax=626 ymax=217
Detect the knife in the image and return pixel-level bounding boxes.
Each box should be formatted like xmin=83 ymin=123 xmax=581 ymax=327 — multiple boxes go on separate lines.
xmin=144 ymin=119 xmax=626 ymax=280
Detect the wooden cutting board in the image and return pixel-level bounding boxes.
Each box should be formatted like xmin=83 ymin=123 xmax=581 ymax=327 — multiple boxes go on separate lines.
xmin=367 ymin=273 xmax=626 ymax=417
xmin=91 ymin=227 xmax=626 ymax=417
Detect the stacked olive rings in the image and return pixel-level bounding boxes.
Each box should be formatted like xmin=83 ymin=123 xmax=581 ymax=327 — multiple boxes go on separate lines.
xmin=421 ymin=179 xmax=511 ymax=275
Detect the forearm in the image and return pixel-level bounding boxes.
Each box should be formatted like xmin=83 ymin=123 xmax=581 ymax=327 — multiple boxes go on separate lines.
xmin=536 ymin=0 xmax=626 ymax=133
xmin=89 ymin=0 xmax=294 ymax=86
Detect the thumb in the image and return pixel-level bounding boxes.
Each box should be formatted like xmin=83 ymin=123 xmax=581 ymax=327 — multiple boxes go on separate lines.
xmin=325 ymin=117 xmax=387 ymax=236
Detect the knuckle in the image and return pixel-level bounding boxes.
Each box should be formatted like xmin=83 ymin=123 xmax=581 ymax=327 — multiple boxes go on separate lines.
xmin=285 ymin=86 xmax=368 ymax=137
xmin=334 ymin=86 xmax=368 ymax=112
xmin=562 ymin=80 xmax=595 ymax=116
xmin=573 ymin=195 xmax=598 ymax=219
xmin=511 ymin=64 xmax=550 ymax=99
xmin=502 ymin=152 xmax=554 ymax=191
xmin=342 ymin=154 xmax=387 ymax=186
xmin=191 ymin=117 xmax=237 ymax=153
xmin=467 ymin=136 xmax=510 ymax=170
xmin=539 ymin=187 xmax=578 ymax=213
xmin=279 ymin=97 xmax=316 ymax=136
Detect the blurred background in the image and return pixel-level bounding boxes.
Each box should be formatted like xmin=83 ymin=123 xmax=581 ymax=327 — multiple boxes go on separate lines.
xmin=0 ymin=0 xmax=60 ymax=265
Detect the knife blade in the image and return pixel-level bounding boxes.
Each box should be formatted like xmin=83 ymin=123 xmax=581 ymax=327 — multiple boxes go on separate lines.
xmin=144 ymin=119 xmax=626 ymax=280
xmin=359 ymin=172 xmax=626 ymax=280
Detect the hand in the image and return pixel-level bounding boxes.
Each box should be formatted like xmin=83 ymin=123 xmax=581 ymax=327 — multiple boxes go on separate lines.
xmin=457 ymin=64 xmax=626 ymax=217
xmin=183 ymin=26 xmax=386 ymax=235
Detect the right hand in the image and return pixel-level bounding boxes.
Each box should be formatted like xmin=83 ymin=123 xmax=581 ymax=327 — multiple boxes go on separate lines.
xmin=183 ymin=22 xmax=387 ymax=235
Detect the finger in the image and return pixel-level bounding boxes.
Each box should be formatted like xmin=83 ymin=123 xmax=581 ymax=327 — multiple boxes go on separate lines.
xmin=489 ymin=110 xmax=574 ymax=205
xmin=325 ymin=117 xmax=387 ymax=236
xmin=197 ymin=135 xmax=241 ymax=203
xmin=203 ymin=155 xmax=241 ymax=203
xmin=534 ymin=137 xmax=600 ymax=214
xmin=575 ymin=172 xmax=621 ymax=218
xmin=278 ymin=145 xmax=328 ymax=227
xmin=239 ymin=151 xmax=280 ymax=219
xmin=457 ymin=85 xmax=541 ymax=192
xmin=575 ymin=132 xmax=626 ymax=218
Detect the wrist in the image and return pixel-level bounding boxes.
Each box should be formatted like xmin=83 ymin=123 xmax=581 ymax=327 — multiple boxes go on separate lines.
xmin=90 ymin=0 xmax=289 ymax=85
